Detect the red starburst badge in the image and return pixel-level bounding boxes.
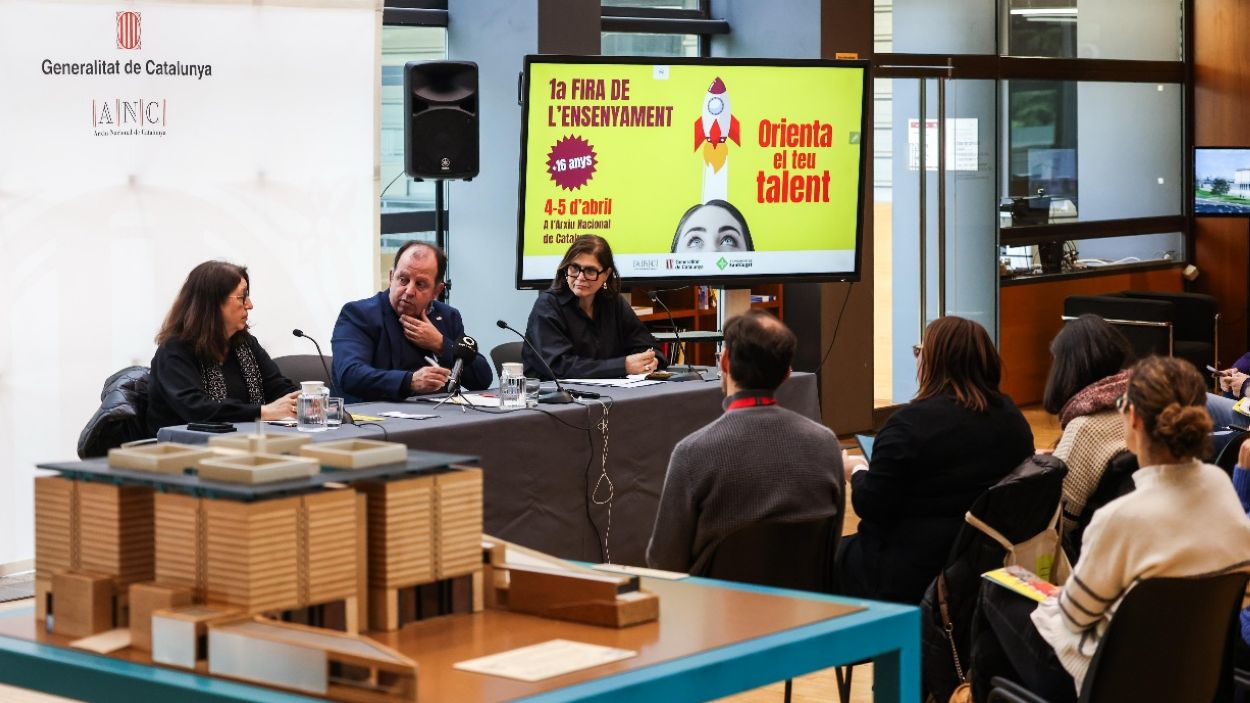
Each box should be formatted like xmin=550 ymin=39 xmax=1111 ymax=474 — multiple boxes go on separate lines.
xmin=547 ymin=136 xmax=597 ymax=190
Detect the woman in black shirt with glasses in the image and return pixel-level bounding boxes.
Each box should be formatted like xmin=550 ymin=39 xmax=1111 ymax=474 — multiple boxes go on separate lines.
xmin=523 ymin=235 xmax=668 ymax=380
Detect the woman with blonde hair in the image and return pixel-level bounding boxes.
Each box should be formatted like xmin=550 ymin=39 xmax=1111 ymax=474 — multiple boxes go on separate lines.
xmin=837 ymin=316 xmax=1034 ymax=603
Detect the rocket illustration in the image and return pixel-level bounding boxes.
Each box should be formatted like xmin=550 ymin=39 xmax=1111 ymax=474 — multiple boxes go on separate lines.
xmin=694 ymin=77 xmax=740 ymax=202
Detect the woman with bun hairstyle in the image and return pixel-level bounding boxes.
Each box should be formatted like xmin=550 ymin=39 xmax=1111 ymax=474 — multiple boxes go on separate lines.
xmin=975 ymin=356 xmax=1250 ymax=701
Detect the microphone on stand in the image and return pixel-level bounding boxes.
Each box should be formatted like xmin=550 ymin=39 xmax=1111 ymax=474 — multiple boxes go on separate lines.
xmin=445 ymin=335 xmax=478 ymax=395
xmin=646 ymin=291 xmax=702 ymax=382
xmin=292 ymin=329 xmax=335 ymax=394
xmin=495 ymin=320 xmax=575 ymax=404
xmin=293 ymin=328 xmax=353 ymax=425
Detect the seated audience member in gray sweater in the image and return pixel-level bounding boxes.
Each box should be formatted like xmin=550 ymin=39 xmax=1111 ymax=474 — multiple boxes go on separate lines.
xmin=646 ymin=309 xmax=844 ymax=573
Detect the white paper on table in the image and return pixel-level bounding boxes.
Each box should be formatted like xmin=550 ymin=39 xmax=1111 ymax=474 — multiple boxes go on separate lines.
xmin=592 ymin=563 xmax=688 ymax=580
xmin=414 ymin=393 xmax=501 ymax=408
xmin=454 ymin=639 xmax=637 ymax=682
xmin=379 ymin=411 xmax=439 ymax=420
xmin=563 ymin=376 xmax=665 ymax=388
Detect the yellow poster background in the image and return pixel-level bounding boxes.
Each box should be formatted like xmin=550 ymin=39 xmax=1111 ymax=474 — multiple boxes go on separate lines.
xmin=522 ymin=61 xmax=865 ymax=256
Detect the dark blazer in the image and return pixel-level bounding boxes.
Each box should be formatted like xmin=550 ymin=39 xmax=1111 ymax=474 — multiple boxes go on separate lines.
xmin=331 ymin=291 xmax=492 ymax=403
xmin=522 ymin=289 xmax=667 ymax=379
xmin=146 ymin=335 xmax=297 ymax=434
xmin=839 ymin=392 xmax=1034 ymax=603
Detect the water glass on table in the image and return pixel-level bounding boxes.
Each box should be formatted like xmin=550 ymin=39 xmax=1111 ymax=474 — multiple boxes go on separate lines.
xmin=524 ymin=378 xmax=542 ymax=407
xmin=326 ymin=397 xmax=345 ymax=427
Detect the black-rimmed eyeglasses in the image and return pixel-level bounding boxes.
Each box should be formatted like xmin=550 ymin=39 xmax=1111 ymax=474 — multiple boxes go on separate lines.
xmin=566 ymin=263 xmax=603 ymax=281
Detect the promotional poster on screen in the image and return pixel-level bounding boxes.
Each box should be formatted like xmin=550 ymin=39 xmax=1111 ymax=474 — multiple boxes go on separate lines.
xmin=517 ymin=56 xmax=868 ymax=287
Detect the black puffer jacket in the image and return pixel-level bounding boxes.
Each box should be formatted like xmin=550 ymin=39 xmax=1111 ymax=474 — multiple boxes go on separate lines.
xmin=77 ymin=366 xmax=152 ymax=458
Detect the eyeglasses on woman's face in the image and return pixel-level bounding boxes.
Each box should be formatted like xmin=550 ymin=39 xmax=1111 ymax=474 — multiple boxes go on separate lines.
xmin=566 ymin=263 xmax=603 ymax=281
xmin=227 ymin=291 xmax=251 ymax=304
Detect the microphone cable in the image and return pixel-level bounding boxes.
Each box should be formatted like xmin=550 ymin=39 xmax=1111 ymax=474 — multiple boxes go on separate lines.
xmin=462 ymin=394 xmax=616 ymax=562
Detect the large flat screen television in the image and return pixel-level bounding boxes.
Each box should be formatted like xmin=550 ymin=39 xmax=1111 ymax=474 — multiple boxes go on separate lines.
xmin=515 ymin=55 xmax=869 ymax=288
xmin=1195 ymin=147 xmax=1250 ymax=216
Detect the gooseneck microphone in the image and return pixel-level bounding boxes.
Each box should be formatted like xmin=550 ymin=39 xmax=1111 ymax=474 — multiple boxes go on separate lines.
xmin=645 ymin=291 xmax=702 ymax=382
xmin=495 ymin=319 xmax=575 ymax=404
xmin=292 ymin=329 xmax=334 ymax=394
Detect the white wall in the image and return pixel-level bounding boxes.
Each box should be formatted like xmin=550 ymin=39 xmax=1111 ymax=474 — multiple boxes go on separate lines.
xmin=0 ymin=0 xmax=379 ymax=566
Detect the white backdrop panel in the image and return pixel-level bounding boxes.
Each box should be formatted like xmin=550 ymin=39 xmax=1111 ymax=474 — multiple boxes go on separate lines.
xmin=0 ymin=0 xmax=380 ymax=566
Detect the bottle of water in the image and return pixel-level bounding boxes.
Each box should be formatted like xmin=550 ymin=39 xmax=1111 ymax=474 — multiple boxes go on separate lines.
xmin=297 ymin=381 xmax=329 ymax=432
xmin=499 ymin=362 xmax=526 ymax=409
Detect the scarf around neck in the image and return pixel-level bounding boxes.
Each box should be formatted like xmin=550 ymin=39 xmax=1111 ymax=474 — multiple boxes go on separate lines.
xmin=1058 ymin=368 xmax=1130 ymax=428
xmin=200 ymin=340 xmax=265 ymax=406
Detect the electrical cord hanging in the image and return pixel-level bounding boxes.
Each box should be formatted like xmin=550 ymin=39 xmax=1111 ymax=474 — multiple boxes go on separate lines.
xmin=463 ymin=397 xmax=615 ymax=562
xmin=818 ymin=281 xmax=855 ymax=370
xmin=587 ymin=397 xmax=615 ymax=563
xmin=379 ymin=170 xmax=406 ymax=200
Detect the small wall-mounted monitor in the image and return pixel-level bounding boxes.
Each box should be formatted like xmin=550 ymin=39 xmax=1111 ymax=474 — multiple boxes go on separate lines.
xmin=1194 ymin=147 xmax=1250 ymax=216
xmin=515 ymin=55 xmax=869 ymax=288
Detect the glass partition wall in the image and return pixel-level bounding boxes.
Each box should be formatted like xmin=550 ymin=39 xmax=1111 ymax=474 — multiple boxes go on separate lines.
xmin=872 ymin=0 xmax=1189 ymax=405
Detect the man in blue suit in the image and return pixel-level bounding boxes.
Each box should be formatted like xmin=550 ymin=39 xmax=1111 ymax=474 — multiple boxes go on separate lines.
xmin=332 ymin=241 xmax=492 ymax=403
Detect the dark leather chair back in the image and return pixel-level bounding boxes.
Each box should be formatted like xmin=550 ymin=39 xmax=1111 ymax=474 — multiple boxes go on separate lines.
xmin=272 ymin=354 xmax=330 ymax=386
xmin=696 ymin=514 xmax=842 ymax=593
xmin=1213 ymin=429 xmax=1250 ymax=479
xmin=1080 ymin=573 xmax=1248 ymax=702
xmin=490 ymin=342 xmax=524 ymax=378
xmin=1063 ymin=295 xmax=1175 ymax=359
xmin=1120 ymin=290 xmax=1218 ymax=374
xmin=77 ymin=366 xmax=151 ymax=458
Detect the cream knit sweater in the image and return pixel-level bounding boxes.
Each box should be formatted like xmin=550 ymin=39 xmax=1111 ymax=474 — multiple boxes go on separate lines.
xmin=1031 ymin=460 xmax=1250 ymax=692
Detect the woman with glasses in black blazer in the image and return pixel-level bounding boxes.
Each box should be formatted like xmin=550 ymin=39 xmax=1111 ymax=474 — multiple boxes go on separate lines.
xmin=522 ymin=235 xmax=667 ymax=380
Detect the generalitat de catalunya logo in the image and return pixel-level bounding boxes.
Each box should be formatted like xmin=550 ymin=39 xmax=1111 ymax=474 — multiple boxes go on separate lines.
xmin=116 ymin=11 xmax=141 ymax=50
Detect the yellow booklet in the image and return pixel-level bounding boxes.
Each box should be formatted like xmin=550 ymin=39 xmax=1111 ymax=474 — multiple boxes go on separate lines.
xmin=982 ymin=565 xmax=1060 ymax=603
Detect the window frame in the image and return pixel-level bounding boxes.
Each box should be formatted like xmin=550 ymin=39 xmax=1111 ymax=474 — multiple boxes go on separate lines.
xmin=871 ymin=0 xmax=1194 ymax=256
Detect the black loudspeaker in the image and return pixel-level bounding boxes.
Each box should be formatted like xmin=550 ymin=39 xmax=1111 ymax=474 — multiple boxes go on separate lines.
xmin=404 ymin=60 xmax=479 ymax=180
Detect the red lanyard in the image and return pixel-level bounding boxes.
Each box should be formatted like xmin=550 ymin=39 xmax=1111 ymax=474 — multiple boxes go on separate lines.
xmin=726 ymin=396 xmax=777 ymax=411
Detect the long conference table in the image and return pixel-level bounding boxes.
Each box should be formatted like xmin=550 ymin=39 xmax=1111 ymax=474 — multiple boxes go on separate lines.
xmin=158 ymin=373 xmax=821 ymax=566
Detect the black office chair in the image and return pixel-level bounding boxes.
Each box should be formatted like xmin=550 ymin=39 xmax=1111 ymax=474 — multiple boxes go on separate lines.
xmin=987 ymin=572 xmax=1249 ymax=703
xmin=272 ymin=354 xmax=332 ymax=386
xmin=490 ymin=341 xmax=524 ymax=378
xmin=697 ymin=513 xmax=844 ymax=703
xmin=1062 ymin=296 xmax=1175 ymax=360
xmin=1213 ymin=429 xmax=1250 ymax=479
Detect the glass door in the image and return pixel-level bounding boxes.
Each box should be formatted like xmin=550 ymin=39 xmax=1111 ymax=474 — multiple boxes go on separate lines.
xmin=874 ymin=73 xmax=999 ymax=405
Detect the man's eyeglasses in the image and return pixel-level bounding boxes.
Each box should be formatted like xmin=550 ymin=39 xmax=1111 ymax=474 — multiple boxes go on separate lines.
xmin=566 ymin=263 xmax=603 ymax=281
